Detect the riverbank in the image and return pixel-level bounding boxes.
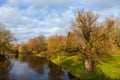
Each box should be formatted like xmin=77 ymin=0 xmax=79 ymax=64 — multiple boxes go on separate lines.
xmin=53 ymin=55 xmax=120 ymax=79
xmin=35 ymin=51 xmax=120 ymax=80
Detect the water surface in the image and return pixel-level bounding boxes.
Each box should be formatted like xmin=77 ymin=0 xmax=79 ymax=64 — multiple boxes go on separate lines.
xmin=0 ymin=55 xmax=79 ymax=80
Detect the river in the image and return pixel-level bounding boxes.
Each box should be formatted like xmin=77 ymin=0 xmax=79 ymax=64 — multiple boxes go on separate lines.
xmin=0 ymin=55 xmax=79 ymax=80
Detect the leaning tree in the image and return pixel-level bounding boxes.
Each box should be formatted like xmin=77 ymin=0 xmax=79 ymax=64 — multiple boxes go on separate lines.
xmin=71 ymin=10 xmax=117 ymax=72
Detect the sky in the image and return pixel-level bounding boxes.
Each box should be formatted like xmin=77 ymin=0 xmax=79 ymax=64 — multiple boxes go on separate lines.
xmin=0 ymin=0 xmax=120 ymax=42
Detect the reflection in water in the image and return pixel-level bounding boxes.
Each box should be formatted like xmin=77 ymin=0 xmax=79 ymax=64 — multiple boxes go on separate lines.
xmin=27 ymin=56 xmax=48 ymax=75
xmin=48 ymin=62 xmax=69 ymax=80
xmin=0 ymin=59 xmax=12 ymax=80
xmin=1 ymin=55 xmax=79 ymax=80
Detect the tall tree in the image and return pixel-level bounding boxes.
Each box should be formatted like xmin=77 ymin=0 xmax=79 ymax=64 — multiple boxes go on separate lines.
xmin=0 ymin=24 xmax=15 ymax=54
xmin=71 ymin=10 xmax=116 ymax=72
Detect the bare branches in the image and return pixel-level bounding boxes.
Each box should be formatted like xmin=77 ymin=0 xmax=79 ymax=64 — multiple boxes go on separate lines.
xmin=71 ymin=9 xmax=117 ymax=61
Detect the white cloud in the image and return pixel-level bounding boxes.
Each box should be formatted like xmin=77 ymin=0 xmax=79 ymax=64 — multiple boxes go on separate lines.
xmin=1 ymin=0 xmax=120 ymax=42
xmin=81 ymin=0 xmax=120 ymax=17
xmin=81 ymin=0 xmax=120 ymax=9
xmin=0 ymin=5 xmax=75 ymax=42
xmin=49 ymin=27 xmax=59 ymax=33
xmin=7 ymin=0 xmax=80 ymax=10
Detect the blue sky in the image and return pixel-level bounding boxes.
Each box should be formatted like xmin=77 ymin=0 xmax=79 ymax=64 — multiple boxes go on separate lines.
xmin=0 ymin=0 xmax=120 ymax=42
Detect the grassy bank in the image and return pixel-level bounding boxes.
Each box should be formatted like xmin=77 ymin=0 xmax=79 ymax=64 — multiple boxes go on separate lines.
xmin=35 ymin=51 xmax=120 ymax=79
xmin=52 ymin=55 xmax=120 ymax=80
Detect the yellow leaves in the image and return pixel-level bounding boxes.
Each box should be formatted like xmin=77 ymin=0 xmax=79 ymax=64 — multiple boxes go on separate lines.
xmin=70 ymin=9 xmax=120 ymax=61
xmin=27 ymin=35 xmax=47 ymax=54
xmin=47 ymin=35 xmax=66 ymax=53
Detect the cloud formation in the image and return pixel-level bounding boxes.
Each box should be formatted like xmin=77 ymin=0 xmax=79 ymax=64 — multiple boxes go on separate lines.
xmin=0 ymin=0 xmax=120 ymax=42
xmin=81 ymin=0 xmax=120 ymax=16
xmin=7 ymin=0 xmax=80 ymax=10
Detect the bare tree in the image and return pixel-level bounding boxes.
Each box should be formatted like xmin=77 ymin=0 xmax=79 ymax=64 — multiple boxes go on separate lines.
xmin=71 ymin=10 xmax=116 ymax=72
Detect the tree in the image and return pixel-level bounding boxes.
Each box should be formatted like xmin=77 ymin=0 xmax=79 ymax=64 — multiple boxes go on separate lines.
xmin=0 ymin=24 xmax=15 ymax=55
xmin=28 ymin=35 xmax=47 ymax=54
xmin=115 ymin=26 xmax=120 ymax=47
xmin=71 ymin=10 xmax=116 ymax=72
xmin=47 ymin=35 xmax=66 ymax=60
xmin=48 ymin=35 xmax=66 ymax=53
xmin=28 ymin=38 xmax=36 ymax=53
xmin=66 ymin=32 xmax=79 ymax=52
xmin=18 ymin=43 xmax=30 ymax=54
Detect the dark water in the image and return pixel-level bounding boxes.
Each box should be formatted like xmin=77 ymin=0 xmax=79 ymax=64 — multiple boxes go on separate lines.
xmin=0 ymin=55 xmax=79 ymax=80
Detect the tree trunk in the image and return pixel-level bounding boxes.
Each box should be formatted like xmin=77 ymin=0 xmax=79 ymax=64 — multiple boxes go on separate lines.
xmin=85 ymin=56 xmax=94 ymax=72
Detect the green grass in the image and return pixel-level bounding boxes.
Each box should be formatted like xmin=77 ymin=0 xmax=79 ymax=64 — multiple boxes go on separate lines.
xmin=97 ymin=55 xmax=120 ymax=79
xmin=52 ymin=55 xmax=83 ymax=77
xmin=35 ymin=50 xmax=120 ymax=79
xmin=51 ymin=54 xmax=120 ymax=79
